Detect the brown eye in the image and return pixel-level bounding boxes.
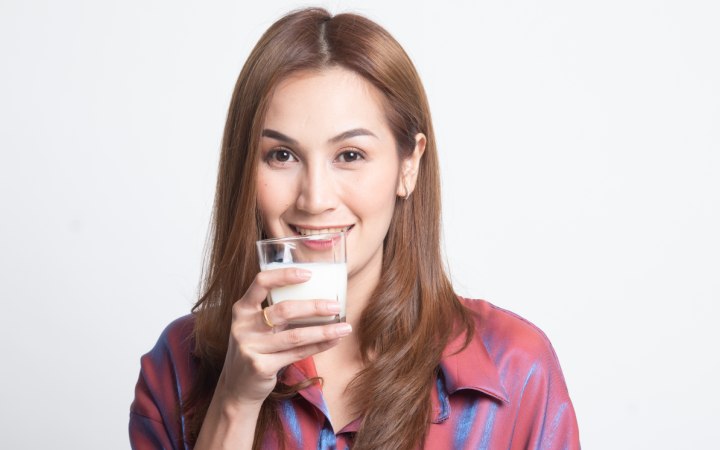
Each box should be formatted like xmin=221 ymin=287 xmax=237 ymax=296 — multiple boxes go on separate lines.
xmin=266 ymin=149 xmax=297 ymax=164
xmin=337 ymin=150 xmax=364 ymax=163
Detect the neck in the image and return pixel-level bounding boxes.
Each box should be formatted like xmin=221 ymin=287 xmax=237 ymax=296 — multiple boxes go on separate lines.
xmin=345 ymin=247 xmax=383 ymax=330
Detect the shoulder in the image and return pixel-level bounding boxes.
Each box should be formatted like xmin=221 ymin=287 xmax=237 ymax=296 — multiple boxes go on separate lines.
xmin=131 ymin=315 xmax=197 ymax=419
xmin=460 ymin=297 xmax=555 ymax=355
xmin=137 ymin=314 xmax=196 ymax=370
xmin=457 ymin=298 xmax=580 ymax=446
xmin=153 ymin=314 xmax=195 ymax=356
xmin=459 ymin=297 xmax=568 ymax=387
xmin=130 ymin=315 xmax=197 ymax=447
xmin=141 ymin=314 xmax=197 ymax=387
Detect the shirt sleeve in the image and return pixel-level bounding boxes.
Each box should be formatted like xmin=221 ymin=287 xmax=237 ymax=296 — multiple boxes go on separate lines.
xmin=129 ymin=316 xmax=195 ymax=450
xmin=511 ymin=342 xmax=581 ymax=450
xmin=129 ymin=366 xmax=178 ymax=450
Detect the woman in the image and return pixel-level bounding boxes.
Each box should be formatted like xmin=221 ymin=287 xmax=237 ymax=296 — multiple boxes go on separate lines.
xmin=130 ymin=8 xmax=580 ymax=450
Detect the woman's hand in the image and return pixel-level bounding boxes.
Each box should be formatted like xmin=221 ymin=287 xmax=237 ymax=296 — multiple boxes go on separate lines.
xmin=216 ymin=267 xmax=351 ymax=406
xmin=195 ymin=268 xmax=350 ymax=449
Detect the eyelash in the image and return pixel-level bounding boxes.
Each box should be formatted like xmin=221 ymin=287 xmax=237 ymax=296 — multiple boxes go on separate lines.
xmin=263 ymin=148 xmax=366 ymax=165
xmin=336 ymin=149 xmax=365 ymax=163
xmin=264 ymin=148 xmax=297 ymax=164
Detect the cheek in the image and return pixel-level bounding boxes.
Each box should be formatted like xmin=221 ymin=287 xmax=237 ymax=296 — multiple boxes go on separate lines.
xmin=345 ymin=168 xmax=399 ymax=219
xmin=256 ymin=172 xmax=293 ymax=220
xmin=255 ymin=179 xmax=272 ymax=217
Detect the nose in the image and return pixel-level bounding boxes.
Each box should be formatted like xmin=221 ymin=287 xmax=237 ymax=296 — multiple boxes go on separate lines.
xmin=295 ymin=162 xmax=338 ymax=214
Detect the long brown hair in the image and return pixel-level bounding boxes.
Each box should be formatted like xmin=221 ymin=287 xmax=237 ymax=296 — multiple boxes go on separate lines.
xmin=183 ymin=8 xmax=474 ymax=449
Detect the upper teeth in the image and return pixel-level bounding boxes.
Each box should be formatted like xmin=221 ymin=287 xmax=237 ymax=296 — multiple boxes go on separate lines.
xmin=296 ymin=226 xmax=349 ymax=236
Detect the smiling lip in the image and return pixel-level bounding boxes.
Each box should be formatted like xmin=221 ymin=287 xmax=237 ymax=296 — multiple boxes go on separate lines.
xmin=291 ymin=224 xmax=354 ymax=236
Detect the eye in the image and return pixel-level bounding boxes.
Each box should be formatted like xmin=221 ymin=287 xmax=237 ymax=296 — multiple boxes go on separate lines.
xmin=336 ymin=149 xmax=365 ymax=163
xmin=265 ymin=148 xmax=298 ymax=164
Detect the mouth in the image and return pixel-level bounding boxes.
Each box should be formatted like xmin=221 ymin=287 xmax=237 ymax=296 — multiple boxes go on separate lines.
xmin=290 ymin=224 xmax=354 ymax=236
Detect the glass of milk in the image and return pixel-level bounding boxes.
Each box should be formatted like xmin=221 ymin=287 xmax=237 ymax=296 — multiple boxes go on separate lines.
xmin=256 ymin=231 xmax=347 ymax=327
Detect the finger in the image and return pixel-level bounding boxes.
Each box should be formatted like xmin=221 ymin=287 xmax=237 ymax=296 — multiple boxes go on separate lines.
xmin=263 ymin=300 xmax=341 ymax=327
xmin=243 ymin=268 xmax=312 ymax=307
xmin=271 ymin=338 xmax=343 ymax=367
xmin=240 ymin=338 xmax=344 ymax=382
xmin=254 ymin=322 xmax=352 ymax=354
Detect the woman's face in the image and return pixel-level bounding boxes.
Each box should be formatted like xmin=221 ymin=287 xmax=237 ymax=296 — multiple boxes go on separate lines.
xmin=256 ymin=67 xmax=423 ymax=285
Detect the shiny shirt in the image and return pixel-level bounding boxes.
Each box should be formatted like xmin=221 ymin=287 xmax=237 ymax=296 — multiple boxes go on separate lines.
xmin=129 ymin=298 xmax=580 ymax=449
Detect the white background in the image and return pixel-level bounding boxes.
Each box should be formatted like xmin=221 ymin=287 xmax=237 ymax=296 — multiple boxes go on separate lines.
xmin=1 ymin=1 xmax=718 ymax=448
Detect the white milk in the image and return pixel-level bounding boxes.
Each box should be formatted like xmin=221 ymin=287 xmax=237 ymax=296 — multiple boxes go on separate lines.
xmin=261 ymin=262 xmax=347 ymax=325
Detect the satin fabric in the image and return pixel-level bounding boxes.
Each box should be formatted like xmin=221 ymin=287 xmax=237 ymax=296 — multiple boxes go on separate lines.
xmin=130 ymin=298 xmax=580 ymax=449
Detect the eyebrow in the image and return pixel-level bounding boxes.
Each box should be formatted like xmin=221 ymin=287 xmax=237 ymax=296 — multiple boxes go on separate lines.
xmin=261 ymin=129 xmax=298 ymax=145
xmin=261 ymin=128 xmax=378 ymax=145
xmin=328 ymin=128 xmax=378 ymax=143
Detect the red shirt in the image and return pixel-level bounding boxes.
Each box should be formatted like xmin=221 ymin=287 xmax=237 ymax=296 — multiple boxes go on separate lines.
xmin=130 ymin=298 xmax=580 ymax=449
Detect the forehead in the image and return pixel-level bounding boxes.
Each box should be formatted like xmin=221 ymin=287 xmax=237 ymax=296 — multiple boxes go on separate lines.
xmin=263 ymin=67 xmax=392 ymax=140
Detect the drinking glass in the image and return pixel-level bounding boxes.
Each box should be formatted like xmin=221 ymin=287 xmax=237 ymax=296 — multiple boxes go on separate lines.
xmin=256 ymin=231 xmax=347 ymax=327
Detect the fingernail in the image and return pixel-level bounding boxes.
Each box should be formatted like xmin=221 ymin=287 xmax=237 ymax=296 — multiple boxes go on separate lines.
xmin=326 ymin=302 xmax=341 ymax=313
xmin=296 ymin=269 xmax=312 ymax=280
xmin=336 ymin=323 xmax=352 ymax=336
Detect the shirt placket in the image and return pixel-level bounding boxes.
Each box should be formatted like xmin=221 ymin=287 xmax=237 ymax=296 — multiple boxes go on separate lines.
xmin=279 ymin=359 xmax=348 ymax=449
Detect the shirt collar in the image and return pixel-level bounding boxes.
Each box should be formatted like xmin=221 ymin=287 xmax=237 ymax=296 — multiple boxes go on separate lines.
xmin=279 ymin=357 xmax=331 ymax=420
xmin=280 ymin=357 xmax=362 ymax=434
xmin=431 ymin=326 xmax=509 ymax=422
xmin=280 ymin=326 xmax=509 ymax=427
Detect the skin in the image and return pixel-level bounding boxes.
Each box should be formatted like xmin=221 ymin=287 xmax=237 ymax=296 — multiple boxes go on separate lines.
xmin=195 ymin=67 xmax=425 ymax=448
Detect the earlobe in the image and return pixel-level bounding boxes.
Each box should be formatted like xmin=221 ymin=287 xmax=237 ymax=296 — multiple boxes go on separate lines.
xmin=399 ymin=178 xmax=411 ymax=200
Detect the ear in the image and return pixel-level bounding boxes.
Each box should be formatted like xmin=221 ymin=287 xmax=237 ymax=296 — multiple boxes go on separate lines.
xmin=397 ymin=133 xmax=427 ymax=198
